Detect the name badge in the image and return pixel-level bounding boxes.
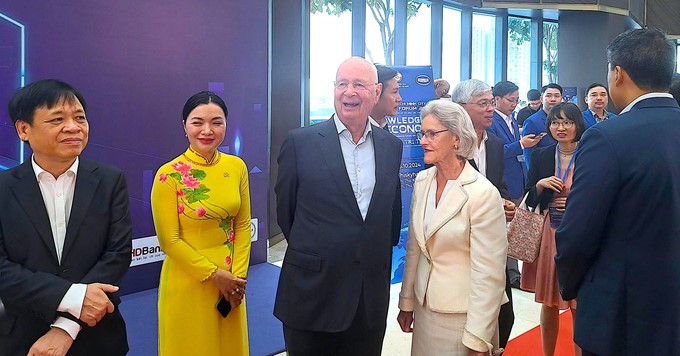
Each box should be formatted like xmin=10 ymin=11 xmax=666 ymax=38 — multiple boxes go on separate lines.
xmin=517 ymin=155 xmax=525 ymax=163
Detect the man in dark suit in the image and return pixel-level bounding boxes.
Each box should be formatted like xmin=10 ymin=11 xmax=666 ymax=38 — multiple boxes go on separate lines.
xmin=452 ymin=79 xmax=515 ymax=350
xmin=555 ymin=28 xmax=680 ymax=355
xmin=0 ymin=80 xmax=132 ymax=356
xmin=274 ymin=57 xmax=403 ymax=355
xmin=582 ymin=83 xmax=617 ymax=129
xmin=369 ymin=65 xmax=402 ymax=131
xmin=516 ymin=89 xmax=541 ymax=128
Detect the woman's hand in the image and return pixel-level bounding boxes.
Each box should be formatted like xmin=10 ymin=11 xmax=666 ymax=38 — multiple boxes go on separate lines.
xmin=537 ymin=175 xmax=563 ymax=193
xmin=210 ymin=269 xmax=247 ymax=300
xmin=552 ymin=196 xmax=567 ymax=212
xmin=397 ymin=310 xmax=414 ymax=333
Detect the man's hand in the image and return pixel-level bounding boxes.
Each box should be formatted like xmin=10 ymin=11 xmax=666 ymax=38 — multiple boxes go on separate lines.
xmin=27 ymin=328 xmax=73 ymax=356
xmin=520 ymin=134 xmax=542 ymax=148
xmin=503 ymin=199 xmax=516 ymax=222
xmin=80 ymin=283 xmax=117 ymax=327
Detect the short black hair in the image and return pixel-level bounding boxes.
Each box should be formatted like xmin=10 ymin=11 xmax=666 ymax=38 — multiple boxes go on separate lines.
xmin=541 ymin=83 xmax=563 ymax=95
xmin=670 ymin=73 xmax=680 ymax=106
xmin=545 ymin=102 xmax=586 ymax=142
xmin=182 ymin=91 xmax=228 ymax=123
xmin=585 ymin=83 xmax=608 ymax=97
xmin=607 ymin=28 xmax=675 ymax=91
xmin=8 ymin=79 xmax=86 ymax=125
xmin=492 ymin=81 xmax=519 ymax=97
xmin=527 ymin=89 xmax=541 ymax=101
xmin=375 ymin=65 xmax=399 ymax=98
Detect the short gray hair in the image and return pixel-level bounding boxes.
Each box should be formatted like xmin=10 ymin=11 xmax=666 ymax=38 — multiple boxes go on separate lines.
xmin=420 ymin=100 xmax=478 ymax=159
xmin=450 ymin=79 xmax=491 ymax=104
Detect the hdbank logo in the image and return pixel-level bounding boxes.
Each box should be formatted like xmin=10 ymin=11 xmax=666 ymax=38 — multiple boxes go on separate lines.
xmin=415 ymin=75 xmax=431 ymax=86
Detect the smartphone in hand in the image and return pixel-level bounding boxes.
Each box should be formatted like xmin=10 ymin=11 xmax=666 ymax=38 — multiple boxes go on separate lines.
xmin=216 ymin=296 xmax=231 ymax=317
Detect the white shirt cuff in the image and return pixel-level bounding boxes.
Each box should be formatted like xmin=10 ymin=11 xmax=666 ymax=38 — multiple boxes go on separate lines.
xmin=57 ymin=283 xmax=86 ymax=318
xmin=51 ymin=317 xmax=81 ymax=340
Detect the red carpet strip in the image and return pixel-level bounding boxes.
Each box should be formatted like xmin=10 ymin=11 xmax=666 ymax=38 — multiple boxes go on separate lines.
xmin=504 ymin=311 xmax=575 ymax=356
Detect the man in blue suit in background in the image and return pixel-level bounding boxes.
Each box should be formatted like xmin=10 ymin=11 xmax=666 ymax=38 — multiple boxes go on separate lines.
xmin=582 ymin=83 xmax=617 ymax=129
xmin=555 ymin=28 xmax=680 ymax=355
xmin=521 ymin=83 xmax=562 ymax=168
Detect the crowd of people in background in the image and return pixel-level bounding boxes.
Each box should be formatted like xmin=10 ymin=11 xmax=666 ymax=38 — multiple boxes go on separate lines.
xmin=0 ymin=28 xmax=678 ymax=356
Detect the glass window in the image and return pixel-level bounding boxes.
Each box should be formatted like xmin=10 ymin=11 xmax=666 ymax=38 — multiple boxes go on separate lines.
xmin=507 ymin=17 xmax=532 ymax=101
xmin=365 ymin=1 xmax=395 ymax=65
xmin=406 ymin=2 xmax=431 ymax=66
xmin=309 ymin=7 xmax=352 ymax=124
xmin=471 ymin=13 xmax=496 ymax=85
xmin=442 ymin=7 xmax=461 ymax=84
xmin=542 ymin=22 xmax=558 ymax=85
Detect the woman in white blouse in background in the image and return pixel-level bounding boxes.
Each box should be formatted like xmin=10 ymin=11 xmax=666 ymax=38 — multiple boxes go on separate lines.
xmin=397 ymin=100 xmax=508 ymax=356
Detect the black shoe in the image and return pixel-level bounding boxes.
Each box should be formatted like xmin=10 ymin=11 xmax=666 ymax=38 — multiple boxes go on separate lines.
xmin=510 ymin=280 xmax=521 ymax=289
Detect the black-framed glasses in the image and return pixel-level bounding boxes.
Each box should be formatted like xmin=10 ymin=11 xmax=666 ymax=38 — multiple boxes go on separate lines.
xmin=416 ymin=129 xmax=448 ymax=140
xmin=550 ymin=120 xmax=575 ymax=129
xmin=333 ymin=80 xmax=377 ymax=91
xmin=502 ymin=96 xmax=520 ymax=104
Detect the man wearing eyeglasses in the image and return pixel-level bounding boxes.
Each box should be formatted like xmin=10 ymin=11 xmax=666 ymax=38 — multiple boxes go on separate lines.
xmin=452 ymin=79 xmax=516 ymax=350
xmin=582 ymin=83 xmax=618 ymax=129
xmin=521 ymin=83 xmax=563 ymax=168
xmin=275 ymin=57 xmax=403 ymax=356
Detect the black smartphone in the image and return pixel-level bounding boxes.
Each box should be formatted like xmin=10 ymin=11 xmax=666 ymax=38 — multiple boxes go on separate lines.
xmin=216 ymin=296 xmax=231 ymax=317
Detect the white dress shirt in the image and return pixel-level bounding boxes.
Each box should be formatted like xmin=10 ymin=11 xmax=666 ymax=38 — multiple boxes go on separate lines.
xmin=495 ymin=109 xmax=514 ymax=136
xmin=334 ymin=115 xmax=376 ymax=220
xmin=619 ymin=92 xmax=675 ymax=115
xmin=473 ymin=131 xmax=489 ymax=177
xmin=32 ymin=157 xmax=87 ymax=340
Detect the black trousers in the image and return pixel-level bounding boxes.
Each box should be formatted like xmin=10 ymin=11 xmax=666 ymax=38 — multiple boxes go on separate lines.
xmin=283 ymin=291 xmax=386 ymax=356
xmin=498 ymin=269 xmax=515 ymax=348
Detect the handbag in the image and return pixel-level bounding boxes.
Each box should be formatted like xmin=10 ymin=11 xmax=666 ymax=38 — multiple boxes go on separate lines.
xmin=506 ymin=193 xmax=544 ymax=263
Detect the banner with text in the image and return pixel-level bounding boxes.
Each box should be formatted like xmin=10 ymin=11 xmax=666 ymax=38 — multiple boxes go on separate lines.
xmin=388 ymin=66 xmax=435 ymax=284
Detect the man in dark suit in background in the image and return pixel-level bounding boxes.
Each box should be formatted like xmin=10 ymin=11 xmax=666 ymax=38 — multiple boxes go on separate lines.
xmin=452 ymin=79 xmax=516 ymax=350
xmin=0 ymin=80 xmax=132 ymax=355
xmin=555 ymin=28 xmax=680 ymax=356
xmin=370 ymin=65 xmax=402 ymax=131
xmin=515 ymin=89 xmax=541 ymax=128
xmin=582 ymin=83 xmax=617 ymax=129
xmin=275 ymin=57 xmax=403 ymax=356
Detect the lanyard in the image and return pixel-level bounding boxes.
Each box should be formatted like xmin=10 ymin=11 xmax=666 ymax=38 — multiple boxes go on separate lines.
xmin=556 ymin=146 xmax=577 ymax=182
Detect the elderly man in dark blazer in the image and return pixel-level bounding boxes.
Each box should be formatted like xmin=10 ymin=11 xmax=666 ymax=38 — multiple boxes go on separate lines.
xmin=0 ymin=80 xmax=132 ymax=356
xmin=275 ymin=57 xmax=403 ymax=355
xmin=452 ymin=79 xmax=516 ymax=350
xmin=555 ymin=28 xmax=680 ymax=356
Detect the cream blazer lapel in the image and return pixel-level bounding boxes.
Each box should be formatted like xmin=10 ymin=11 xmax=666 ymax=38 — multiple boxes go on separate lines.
xmin=412 ymin=162 xmax=479 ymax=257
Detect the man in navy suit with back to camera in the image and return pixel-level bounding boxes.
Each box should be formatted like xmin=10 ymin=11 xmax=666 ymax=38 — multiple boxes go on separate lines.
xmin=555 ymin=28 xmax=680 ymax=355
xmin=275 ymin=57 xmax=403 ymax=356
xmin=0 ymin=80 xmax=132 ymax=356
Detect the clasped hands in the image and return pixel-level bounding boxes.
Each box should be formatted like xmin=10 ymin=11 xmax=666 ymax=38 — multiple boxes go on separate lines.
xmin=28 ymin=283 xmax=118 ymax=356
xmin=211 ymin=269 xmax=247 ymax=309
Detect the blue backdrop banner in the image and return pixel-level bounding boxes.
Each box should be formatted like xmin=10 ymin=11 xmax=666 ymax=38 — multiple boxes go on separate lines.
xmin=388 ymin=66 xmax=435 ymax=284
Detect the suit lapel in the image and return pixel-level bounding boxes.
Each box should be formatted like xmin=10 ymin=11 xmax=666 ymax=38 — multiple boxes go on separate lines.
xmin=364 ymin=126 xmax=386 ymax=222
xmin=10 ymin=161 xmax=59 ymax=264
xmin=317 ymin=118 xmax=363 ymax=220
xmin=423 ymin=164 xmax=475 ymax=243
xmin=62 ymin=160 xmax=100 ymax=260
xmin=493 ymin=112 xmax=514 ymax=142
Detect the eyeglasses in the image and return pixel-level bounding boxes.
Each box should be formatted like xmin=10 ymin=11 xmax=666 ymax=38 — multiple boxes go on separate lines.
xmin=461 ymin=99 xmax=496 ymax=108
xmin=334 ymin=81 xmax=377 ymax=91
xmin=550 ymin=120 xmax=575 ymax=129
xmin=502 ymin=96 xmax=520 ymax=104
xmin=416 ymin=129 xmax=448 ymax=140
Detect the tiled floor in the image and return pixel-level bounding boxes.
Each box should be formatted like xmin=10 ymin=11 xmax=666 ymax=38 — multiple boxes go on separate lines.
xmin=268 ymin=238 xmax=542 ymax=355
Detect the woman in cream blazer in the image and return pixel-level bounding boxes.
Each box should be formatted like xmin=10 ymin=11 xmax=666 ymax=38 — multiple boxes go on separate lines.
xmin=398 ymin=100 xmax=508 ymax=356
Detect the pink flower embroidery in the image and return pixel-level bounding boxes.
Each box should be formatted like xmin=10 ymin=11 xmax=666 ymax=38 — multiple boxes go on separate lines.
xmin=171 ymin=161 xmax=192 ymax=175
xmin=176 ymin=189 xmax=184 ymax=197
xmin=177 ymin=203 xmax=185 ymax=214
xmin=159 ymin=173 xmax=167 ymax=182
xmin=196 ymin=207 xmax=206 ymax=217
xmin=228 ymin=230 xmax=235 ymax=243
xmin=181 ymin=175 xmax=200 ymax=189
xmin=224 ymin=256 xmax=232 ymax=266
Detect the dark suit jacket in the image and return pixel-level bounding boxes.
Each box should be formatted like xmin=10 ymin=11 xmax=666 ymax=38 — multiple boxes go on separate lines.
xmin=274 ymin=117 xmax=403 ymax=332
xmin=555 ymin=97 xmax=680 ymax=355
xmin=582 ymin=109 xmax=618 ymax=129
xmin=469 ymin=132 xmax=511 ymax=201
xmin=516 ymin=105 xmax=538 ymax=127
xmin=0 ymin=159 xmax=132 ymax=356
xmin=525 ymin=145 xmax=557 ymax=213
xmin=488 ymin=112 xmax=526 ymax=199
